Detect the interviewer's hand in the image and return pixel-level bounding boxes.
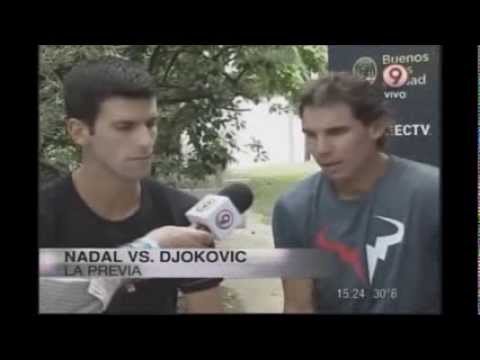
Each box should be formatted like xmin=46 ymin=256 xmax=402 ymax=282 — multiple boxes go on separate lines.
xmin=145 ymin=226 xmax=213 ymax=248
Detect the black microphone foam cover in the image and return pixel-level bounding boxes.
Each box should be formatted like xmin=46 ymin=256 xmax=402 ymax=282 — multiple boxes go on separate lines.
xmin=218 ymin=183 xmax=254 ymax=214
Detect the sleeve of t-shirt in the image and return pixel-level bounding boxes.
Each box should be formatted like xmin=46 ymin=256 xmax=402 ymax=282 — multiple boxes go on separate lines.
xmin=38 ymin=183 xmax=127 ymax=313
xmin=417 ymin=168 xmax=440 ymax=260
xmin=272 ymin=198 xmax=304 ymax=248
xmin=416 ymin=169 xmax=441 ymax=313
xmin=39 ymin=191 xmax=57 ymax=248
xmin=39 ymin=278 xmax=126 ymax=313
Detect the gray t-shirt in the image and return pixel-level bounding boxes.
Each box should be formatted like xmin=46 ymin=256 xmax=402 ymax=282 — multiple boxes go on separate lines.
xmin=272 ymin=156 xmax=440 ymax=314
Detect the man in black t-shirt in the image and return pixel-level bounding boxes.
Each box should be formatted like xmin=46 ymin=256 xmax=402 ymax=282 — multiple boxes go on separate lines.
xmin=39 ymin=57 xmax=223 ymax=313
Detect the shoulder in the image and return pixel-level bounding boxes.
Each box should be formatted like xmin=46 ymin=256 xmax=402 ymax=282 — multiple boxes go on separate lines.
xmin=39 ymin=176 xmax=73 ymax=247
xmin=39 ymin=176 xmax=73 ymax=212
xmin=142 ymin=178 xmax=197 ymax=206
xmin=396 ymin=156 xmax=439 ymax=182
xmin=393 ymin=157 xmax=439 ymax=196
xmin=272 ymin=172 xmax=321 ymax=248
xmin=274 ymin=172 xmax=322 ymax=215
xmin=389 ymin=157 xmax=439 ymax=227
xmin=273 ymin=172 xmax=322 ymax=233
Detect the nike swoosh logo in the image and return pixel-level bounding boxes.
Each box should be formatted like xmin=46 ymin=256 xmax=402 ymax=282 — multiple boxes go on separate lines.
xmin=314 ymin=229 xmax=367 ymax=283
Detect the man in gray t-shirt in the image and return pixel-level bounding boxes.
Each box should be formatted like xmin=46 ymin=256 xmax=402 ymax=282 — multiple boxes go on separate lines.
xmin=272 ymin=73 xmax=440 ymax=314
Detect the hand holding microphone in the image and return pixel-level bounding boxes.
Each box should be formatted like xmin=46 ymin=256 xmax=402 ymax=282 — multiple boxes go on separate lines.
xmin=132 ymin=183 xmax=253 ymax=250
xmin=185 ymin=183 xmax=254 ymax=241
xmin=142 ymin=226 xmax=214 ymax=248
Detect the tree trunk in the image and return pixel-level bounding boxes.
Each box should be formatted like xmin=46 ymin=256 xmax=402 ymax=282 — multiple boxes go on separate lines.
xmin=304 ymin=139 xmax=311 ymax=162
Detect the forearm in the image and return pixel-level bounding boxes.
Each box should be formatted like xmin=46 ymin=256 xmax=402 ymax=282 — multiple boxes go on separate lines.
xmin=284 ymin=302 xmax=314 ymax=313
xmin=39 ymin=277 xmax=127 ymax=313
xmin=184 ymin=286 xmax=224 ymax=313
xmin=282 ymin=279 xmax=314 ymax=314
xmin=39 ymin=235 xmax=152 ymax=314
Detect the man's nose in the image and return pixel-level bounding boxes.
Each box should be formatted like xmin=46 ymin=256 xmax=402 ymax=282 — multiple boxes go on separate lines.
xmin=135 ymin=125 xmax=156 ymax=149
xmin=314 ymin=136 xmax=332 ymax=157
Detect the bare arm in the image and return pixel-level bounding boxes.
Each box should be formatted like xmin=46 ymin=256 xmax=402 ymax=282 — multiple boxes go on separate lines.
xmin=184 ymin=286 xmax=224 ymax=313
xmin=282 ymin=279 xmax=314 ymax=313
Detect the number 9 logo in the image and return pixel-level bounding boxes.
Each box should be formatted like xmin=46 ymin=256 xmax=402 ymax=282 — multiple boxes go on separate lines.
xmin=383 ymin=64 xmax=409 ymax=88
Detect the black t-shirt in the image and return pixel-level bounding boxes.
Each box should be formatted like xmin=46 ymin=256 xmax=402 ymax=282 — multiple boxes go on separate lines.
xmin=39 ymin=175 xmax=222 ymax=314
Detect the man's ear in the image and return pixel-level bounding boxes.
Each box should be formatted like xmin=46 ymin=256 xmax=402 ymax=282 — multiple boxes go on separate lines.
xmin=65 ymin=118 xmax=91 ymax=146
xmin=369 ymin=117 xmax=392 ymax=142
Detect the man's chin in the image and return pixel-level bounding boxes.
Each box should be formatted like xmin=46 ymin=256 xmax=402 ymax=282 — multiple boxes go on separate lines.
xmin=321 ymin=165 xmax=343 ymax=179
xmin=118 ymin=170 xmax=151 ymax=182
xmin=123 ymin=163 xmax=152 ymax=179
xmin=323 ymin=170 xmax=351 ymax=184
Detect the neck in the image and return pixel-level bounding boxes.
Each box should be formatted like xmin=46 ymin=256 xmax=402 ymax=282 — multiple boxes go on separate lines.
xmin=72 ymin=162 xmax=141 ymax=221
xmin=333 ymin=152 xmax=389 ymax=200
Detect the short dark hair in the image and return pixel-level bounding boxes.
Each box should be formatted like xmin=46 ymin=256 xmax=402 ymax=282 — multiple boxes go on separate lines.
xmin=63 ymin=57 xmax=156 ymax=127
xmin=298 ymin=72 xmax=392 ymax=147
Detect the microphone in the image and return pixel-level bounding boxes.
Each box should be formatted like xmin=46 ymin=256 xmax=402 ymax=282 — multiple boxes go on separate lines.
xmin=185 ymin=183 xmax=254 ymax=240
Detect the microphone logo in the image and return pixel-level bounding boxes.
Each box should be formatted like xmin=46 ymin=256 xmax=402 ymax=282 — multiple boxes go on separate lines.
xmin=216 ymin=210 xmax=234 ymax=229
xmin=195 ymin=197 xmax=216 ymax=212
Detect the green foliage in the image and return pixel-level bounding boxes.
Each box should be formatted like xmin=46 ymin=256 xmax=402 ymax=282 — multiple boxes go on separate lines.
xmin=39 ymin=45 xmax=327 ymax=184
xmin=245 ymin=137 xmax=270 ymax=163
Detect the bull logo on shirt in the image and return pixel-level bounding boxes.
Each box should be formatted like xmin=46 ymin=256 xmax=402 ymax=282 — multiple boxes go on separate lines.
xmin=314 ymin=216 xmax=405 ymax=285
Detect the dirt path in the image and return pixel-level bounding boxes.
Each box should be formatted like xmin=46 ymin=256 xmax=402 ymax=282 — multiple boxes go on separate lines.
xmin=216 ymin=211 xmax=283 ymax=313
